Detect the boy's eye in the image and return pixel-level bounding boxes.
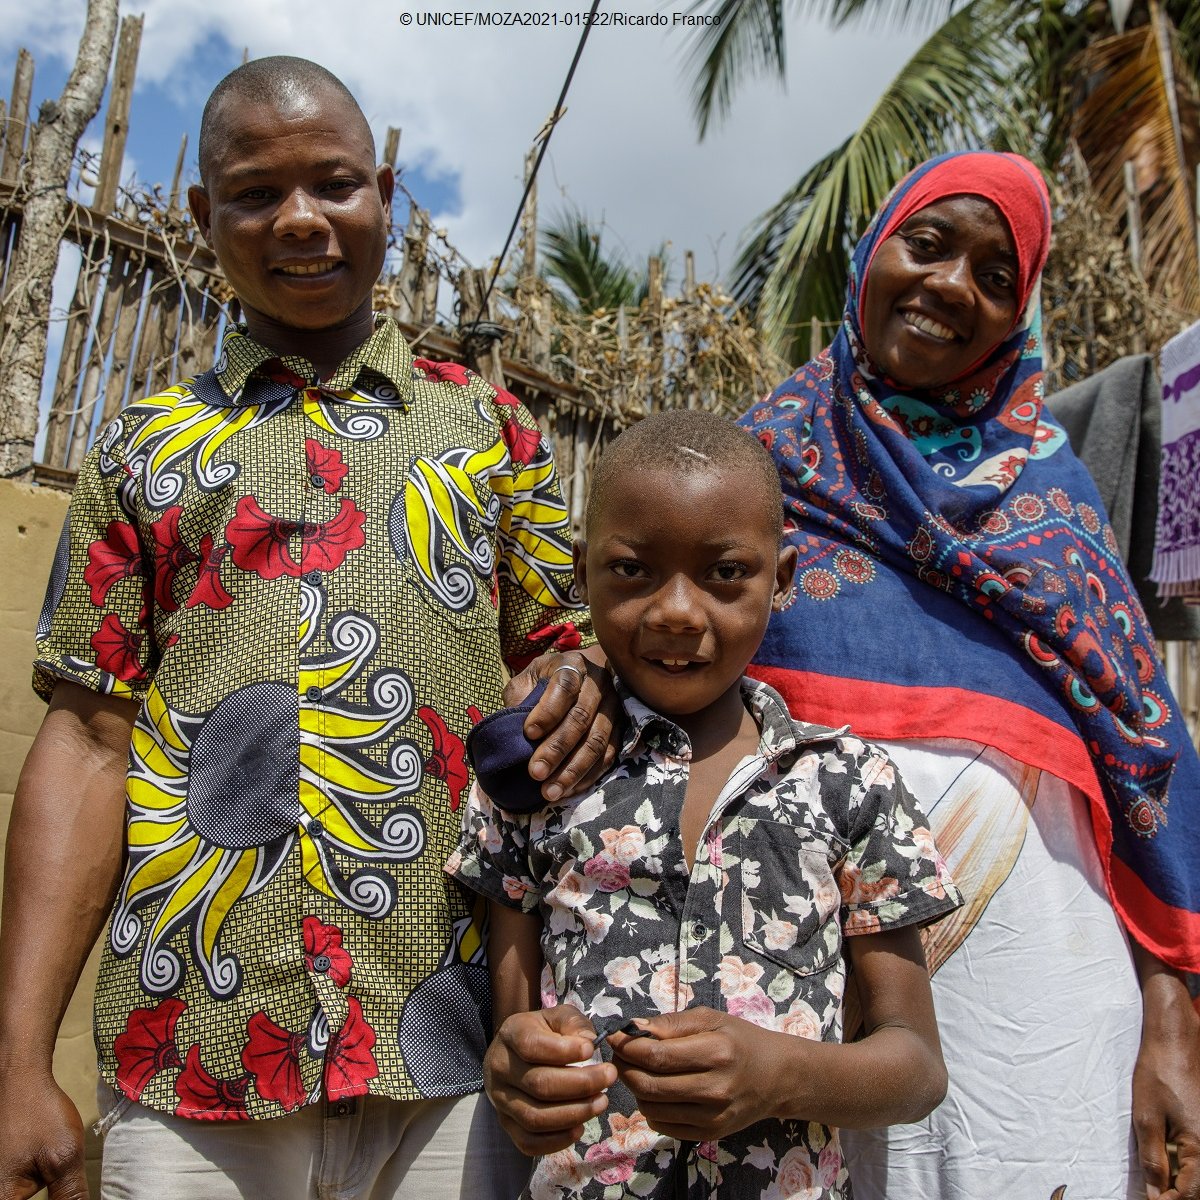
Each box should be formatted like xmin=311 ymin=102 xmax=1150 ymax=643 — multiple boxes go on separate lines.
xmin=610 ymin=560 xmax=647 ymax=579
xmin=710 ymin=561 xmax=748 ymax=582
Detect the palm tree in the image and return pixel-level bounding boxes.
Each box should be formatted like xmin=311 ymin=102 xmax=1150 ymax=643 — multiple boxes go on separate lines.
xmin=538 ymin=208 xmax=655 ymax=314
xmin=684 ymin=1 xmax=1200 ymax=361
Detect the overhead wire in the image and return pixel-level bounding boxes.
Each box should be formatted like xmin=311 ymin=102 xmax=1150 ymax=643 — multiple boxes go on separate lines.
xmin=466 ymin=0 xmax=603 ymax=333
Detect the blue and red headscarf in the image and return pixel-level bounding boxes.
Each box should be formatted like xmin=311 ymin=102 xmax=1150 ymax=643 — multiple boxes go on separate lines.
xmin=740 ymin=150 xmax=1200 ymax=971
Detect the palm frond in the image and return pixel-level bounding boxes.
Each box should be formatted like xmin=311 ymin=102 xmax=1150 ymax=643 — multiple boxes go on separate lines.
xmin=540 ymin=209 xmax=648 ymax=314
xmin=1072 ymin=13 xmax=1200 ymax=313
xmin=736 ymin=0 xmax=1024 ymax=361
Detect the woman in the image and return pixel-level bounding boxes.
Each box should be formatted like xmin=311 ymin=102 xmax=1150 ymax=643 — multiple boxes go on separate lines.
xmin=739 ymin=151 xmax=1200 ymax=1200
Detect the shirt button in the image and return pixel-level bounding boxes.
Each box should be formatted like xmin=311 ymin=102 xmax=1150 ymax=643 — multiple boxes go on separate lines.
xmin=691 ymin=921 xmax=707 ymax=941
xmin=312 ymin=953 xmax=332 ymax=972
xmin=304 ymin=570 xmax=323 ymax=586
xmin=310 ymin=474 xmax=325 ymax=488
xmin=307 ymin=819 xmax=324 ymax=838
xmin=306 ymin=685 xmax=323 ymax=702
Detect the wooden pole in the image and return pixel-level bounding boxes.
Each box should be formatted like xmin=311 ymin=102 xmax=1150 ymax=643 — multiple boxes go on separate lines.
xmin=167 ymin=132 xmax=187 ymax=220
xmin=383 ymin=126 xmax=401 ymax=170
xmin=93 ymin=14 xmax=143 ymax=214
xmin=1 ymin=50 xmax=34 ymax=184
xmin=810 ymin=316 xmax=822 ymax=361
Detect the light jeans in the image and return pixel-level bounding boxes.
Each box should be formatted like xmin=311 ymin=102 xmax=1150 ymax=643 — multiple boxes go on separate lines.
xmin=96 ymin=1083 xmax=531 ymax=1200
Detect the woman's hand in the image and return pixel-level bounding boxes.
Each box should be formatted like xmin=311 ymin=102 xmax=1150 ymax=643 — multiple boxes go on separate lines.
xmin=484 ymin=1005 xmax=616 ymax=1156
xmin=503 ymin=646 xmax=618 ymax=802
xmin=1132 ymin=949 xmax=1200 ymax=1200
xmin=608 ymin=1008 xmax=788 ymax=1142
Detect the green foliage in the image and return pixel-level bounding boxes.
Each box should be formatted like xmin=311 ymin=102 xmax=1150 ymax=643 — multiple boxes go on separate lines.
xmin=539 ymin=208 xmax=653 ymax=314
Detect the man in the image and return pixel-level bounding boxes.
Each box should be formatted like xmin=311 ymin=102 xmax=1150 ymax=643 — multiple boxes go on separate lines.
xmin=0 ymin=56 xmax=611 ymax=1200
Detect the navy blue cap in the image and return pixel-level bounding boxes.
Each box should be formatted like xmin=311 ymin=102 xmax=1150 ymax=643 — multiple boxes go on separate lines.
xmin=465 ymin=679 xmax=551 ymax=814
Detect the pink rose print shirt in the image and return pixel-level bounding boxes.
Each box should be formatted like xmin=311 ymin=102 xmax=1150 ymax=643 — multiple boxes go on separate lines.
xmin=448 ymin=679 xmax=961 ymax=1199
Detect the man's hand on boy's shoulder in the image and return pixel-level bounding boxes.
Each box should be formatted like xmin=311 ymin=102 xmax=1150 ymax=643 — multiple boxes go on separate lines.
xmin=504 ymin=646 xmax=618 ymax=802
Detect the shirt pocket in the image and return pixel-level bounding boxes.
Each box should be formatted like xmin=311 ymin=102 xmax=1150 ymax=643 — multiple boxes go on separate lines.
xmin=736 ymin=819 xmax=845 ymax=977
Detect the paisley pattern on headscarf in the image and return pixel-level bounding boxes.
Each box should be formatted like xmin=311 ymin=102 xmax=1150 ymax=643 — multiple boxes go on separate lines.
xmin=740 ymin=150 xmax=1200 ymax=971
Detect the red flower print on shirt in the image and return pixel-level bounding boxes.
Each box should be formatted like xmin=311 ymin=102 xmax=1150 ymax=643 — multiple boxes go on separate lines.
xmin=149 ymin=507 xmax=199 ymax=613
xmin=417 ymin=706 xmax=469 ymax=811
xmin=262 ymin=362 xmax=309 ymax=390
xmin=92 ymin=613 xmax=146 ymax=682
xmin=241 ymin=1012 xmax=307 ymax=1112
xmin=492 ymin=387 xmax=520 ymax=408
xmin=185 ymin=535 xmax=234 ymax=610
xmin=113 ymin=997 xmax=185 ymax=1101
xmin=414 ymin=358 xmax=472 ymax=387
xmin=302 ymin=915 xmax=352 ymax=988
xmin=84 ymin=520 xmax=144 ymax=607
xmin=300 ymin=500 xmax=366 ymax=573
xmin=305 ymin=439 xmax=348 ymax=494
xmin=324 ymin=997 xmax=379 ymax=1099
xmin=225 ymin=496 xmax=301 ymax=579
xmin=174 ymin=1045 xmax=251 ymax=1120
xmin=501 ymin=417 xmax=543 ymax=467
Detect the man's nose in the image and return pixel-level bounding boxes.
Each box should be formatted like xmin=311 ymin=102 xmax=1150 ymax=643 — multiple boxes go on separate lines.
xmin=274 ymin=187 xmax=330 ymax=237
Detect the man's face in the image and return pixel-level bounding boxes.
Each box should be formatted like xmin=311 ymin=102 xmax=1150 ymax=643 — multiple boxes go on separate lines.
xmin=189 ymin=85 xmax=393 ymax=338
xmin=575 ymin=465 xmax=795 ymax=730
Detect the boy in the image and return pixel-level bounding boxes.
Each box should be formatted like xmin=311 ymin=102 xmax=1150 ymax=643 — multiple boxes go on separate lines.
xmin=0 ymin=56 xmax=614 ymax=1199
xmin=448 ymin=410 xmax=962 ymax=1198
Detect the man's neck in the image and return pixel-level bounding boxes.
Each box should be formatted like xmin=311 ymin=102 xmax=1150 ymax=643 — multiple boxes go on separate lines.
xmin=241 ymin=301 xmax=376 ymax=382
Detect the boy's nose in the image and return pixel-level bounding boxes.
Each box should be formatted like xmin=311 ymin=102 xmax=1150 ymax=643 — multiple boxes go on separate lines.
xmin=646 ymin=576 xmax=704 ymax=632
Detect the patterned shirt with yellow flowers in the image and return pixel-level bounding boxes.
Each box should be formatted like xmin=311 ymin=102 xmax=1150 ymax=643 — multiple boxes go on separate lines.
xmin=34 ymin=315 xmax=590 ymax=1120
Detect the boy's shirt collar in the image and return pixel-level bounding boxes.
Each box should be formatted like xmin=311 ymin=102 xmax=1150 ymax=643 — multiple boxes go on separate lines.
xmin=211 ymin=314 xmax=414 ymax=405
xmin=616 ymin=675 xmax=828 ymax=763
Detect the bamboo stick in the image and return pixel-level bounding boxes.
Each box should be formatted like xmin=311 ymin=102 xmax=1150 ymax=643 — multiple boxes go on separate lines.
xmin=93 ymin=15 xmax=143 ymax=214
xmin=1 ymin=50 xmax=33 ymax=185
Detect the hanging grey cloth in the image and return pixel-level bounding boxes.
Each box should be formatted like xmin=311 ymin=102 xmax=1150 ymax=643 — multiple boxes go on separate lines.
xmin=1046 ymin=353 xmax=1200 ymax=641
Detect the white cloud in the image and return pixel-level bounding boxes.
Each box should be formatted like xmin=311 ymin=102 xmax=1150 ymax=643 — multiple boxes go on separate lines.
xmin=3 ymin=1 xmax=925 ymax=285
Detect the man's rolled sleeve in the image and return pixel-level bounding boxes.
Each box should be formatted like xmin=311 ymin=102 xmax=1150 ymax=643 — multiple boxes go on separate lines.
xmin=33 ymin=422 xmax=154 ymax=705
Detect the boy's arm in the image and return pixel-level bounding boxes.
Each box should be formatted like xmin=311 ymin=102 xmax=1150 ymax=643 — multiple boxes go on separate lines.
xmin=0 ymin=681 xmax=136 ymax=1200
xmin=483 ymin=901 xmax=616 ymax=1155
xmin=610 ymin=924 xmax=946 ymax=1139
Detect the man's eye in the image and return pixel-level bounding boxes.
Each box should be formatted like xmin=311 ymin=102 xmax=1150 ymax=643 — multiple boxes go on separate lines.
xmin=611 ymin=561 xmax=645 ymax=579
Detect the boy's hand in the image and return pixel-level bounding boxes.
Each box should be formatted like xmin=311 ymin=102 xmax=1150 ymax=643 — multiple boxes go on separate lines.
xmin=484 ymin=1005 xmax=617 ymax=1156
xmin=504 ymin=646 xmax=618 ymax=802
xmin=609 ymin=1008 xmax=791 ymax=1142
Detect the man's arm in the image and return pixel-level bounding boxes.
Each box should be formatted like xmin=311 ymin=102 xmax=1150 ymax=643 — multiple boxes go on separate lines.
xmin=0 ymin=680 xmax=136 ymax=1200
xmin=610 ymin=925 xmax=947 ymax=1139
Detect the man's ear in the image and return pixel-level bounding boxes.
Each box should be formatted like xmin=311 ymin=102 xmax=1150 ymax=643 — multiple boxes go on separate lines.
xmin=573 ymin=540 xmax=589 ymax=603
xmin=772 ymin=544 xmax=798 ymax=611
xmin=376 ymin=164 xmax=395 ymax=214
xmin=188 ymin=185 xmax=213 ymax=245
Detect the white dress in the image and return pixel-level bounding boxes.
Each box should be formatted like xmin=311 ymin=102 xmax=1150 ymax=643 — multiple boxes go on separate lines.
xmin=841 ymin=738 xmax=1144 ymax=1200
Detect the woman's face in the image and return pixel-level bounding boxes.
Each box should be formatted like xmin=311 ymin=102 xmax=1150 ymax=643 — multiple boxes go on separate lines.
xmin=860 ymin=195 xmax=1020 ymax=391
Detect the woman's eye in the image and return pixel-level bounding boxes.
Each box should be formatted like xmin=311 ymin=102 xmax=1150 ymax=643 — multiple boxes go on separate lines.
xmin=904 ymin=234 xmax=939 ymax=255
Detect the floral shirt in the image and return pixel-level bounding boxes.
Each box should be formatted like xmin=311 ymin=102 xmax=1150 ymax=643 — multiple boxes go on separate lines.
xmin=448 ymin=679 xmax=961 ymax=1199
xmin=34 ymin=316 xmax=589 ymax=1119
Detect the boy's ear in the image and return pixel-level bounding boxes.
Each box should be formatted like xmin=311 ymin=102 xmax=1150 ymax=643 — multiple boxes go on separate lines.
xmin=573 ymin=540 xmax=589 ymax=602
xmin=771 ymin=544 xmax=798 ymax=611
xmin=188 ymin=185 xmax=213 ymax=245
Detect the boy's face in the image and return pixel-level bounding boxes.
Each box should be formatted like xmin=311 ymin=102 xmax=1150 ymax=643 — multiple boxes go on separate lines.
xmin=188 ymin=84 xmax=394 ymax=339
xmin=575 ymin=464 xmax=796 ymax=724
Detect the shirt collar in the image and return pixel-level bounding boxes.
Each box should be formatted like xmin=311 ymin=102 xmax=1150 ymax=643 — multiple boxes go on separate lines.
xmin=209 ymin=314 xmax=414 ymax=406
xmin=616 ymin=676 xmax=805 ymax=762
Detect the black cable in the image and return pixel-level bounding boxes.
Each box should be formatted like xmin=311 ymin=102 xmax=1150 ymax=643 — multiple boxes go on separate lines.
xmin=466 ymin=0 xmax=602 ymax=333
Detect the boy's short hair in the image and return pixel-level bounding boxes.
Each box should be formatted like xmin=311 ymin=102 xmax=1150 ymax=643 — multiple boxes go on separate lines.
xmin=198 ymin=56 xmax=374 ymax=186
xmin=586 ymin=409 xmax=784 ymax=543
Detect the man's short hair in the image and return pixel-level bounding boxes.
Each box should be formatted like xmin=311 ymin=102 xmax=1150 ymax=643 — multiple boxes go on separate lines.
xmin=586 ymin=409 xmax=784 ymax=542
xmin=198 ymin=56 xmax=374 ymax=186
